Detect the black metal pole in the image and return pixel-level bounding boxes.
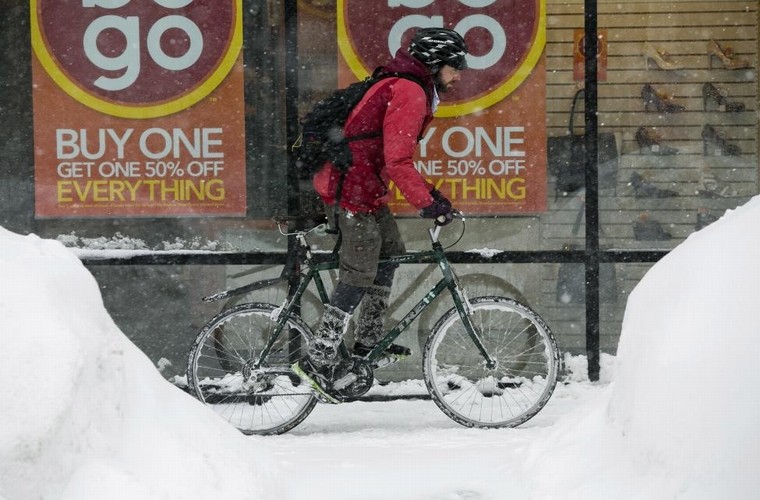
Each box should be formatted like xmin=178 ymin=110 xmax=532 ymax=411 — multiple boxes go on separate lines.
xmin=283 ymin=0 xmax=303 ymax=305
xmin=284 ymin=0 xmax=300 ymax=221
xmin=584 ymin=0 xmax=601 ymax=381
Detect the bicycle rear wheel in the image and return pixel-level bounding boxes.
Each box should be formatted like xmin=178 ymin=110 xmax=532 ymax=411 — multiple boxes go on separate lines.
xmin=187 ymin=302 xmax=317 ymax=435
xmin=423 ymin=296 xmax=559 ymax=428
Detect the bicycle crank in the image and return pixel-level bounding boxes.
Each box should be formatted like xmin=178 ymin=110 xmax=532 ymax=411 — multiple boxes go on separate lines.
xmin=328 ymin=358 xmax=374 ymax=402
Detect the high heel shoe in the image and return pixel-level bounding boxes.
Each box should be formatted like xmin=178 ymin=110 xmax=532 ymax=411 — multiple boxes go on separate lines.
xmin=697 ymin=167 xmax=738 ymax=198
xmin=633 ymin=213 xmax=672 ymax=241
xmin=694 ymin=207 xmax=719 ymax=231
xmin=630 ymin=172 xmax=678 ymax=198
xmin=702 ymin=124 xmax=741 ymax=156
xmin=641 ymin=84 xmax=685 ymax=113
xmin=707 ymin=39 xmax=750 ymax=70
xmin=642 ymin=41 xmax=683 ymax=70
xmin=702 ymin=83 xmax=745 ymax=112
xmin=635 ymin=127 xmax=678 ymax=155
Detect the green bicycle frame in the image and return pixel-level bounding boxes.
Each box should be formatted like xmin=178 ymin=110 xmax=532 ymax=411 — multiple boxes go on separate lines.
xmin=255 ymin=235 xmax=496 ymax=370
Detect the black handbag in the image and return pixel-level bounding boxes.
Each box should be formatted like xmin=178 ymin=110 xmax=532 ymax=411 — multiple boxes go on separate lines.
xmin=547 ymin=89 xmax=619 ymax=198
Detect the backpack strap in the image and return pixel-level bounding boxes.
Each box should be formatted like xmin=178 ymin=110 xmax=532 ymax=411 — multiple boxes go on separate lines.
xmin=328 ymin=70 xmax=426 ymax=242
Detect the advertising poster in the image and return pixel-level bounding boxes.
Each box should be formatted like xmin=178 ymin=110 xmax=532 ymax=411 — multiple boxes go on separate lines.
xmin=31 ymin=0 xmax=246 ymax=218
xmin=338 ymin=0 xmax=547 ymax=215
xmin=574 ymin=28 xmax=608 ymax=81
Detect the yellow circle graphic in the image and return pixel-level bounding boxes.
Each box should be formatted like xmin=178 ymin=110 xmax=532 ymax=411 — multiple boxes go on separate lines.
xmin=30 ymin=0 xmax=242 ymax=119
xmin=337 ymin=0 xmax=545 ymax=118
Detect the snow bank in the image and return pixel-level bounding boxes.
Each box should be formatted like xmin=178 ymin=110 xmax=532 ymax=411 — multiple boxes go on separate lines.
xmin=609 ymin=195 xmax=760 ymax=498
xmin=0 ymin=228 xmax=276 ymax=499
xmin=524 ymin=196 xmax=760 ymax=499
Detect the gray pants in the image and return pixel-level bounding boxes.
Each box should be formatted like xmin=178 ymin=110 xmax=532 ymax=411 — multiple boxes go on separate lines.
xmin=330 ymin=206 xmax=405 ymax=288
xmin=308 ymin=206 xmax=404 ymax=364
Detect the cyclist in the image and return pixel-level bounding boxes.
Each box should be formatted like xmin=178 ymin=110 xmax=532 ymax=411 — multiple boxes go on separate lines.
xmin=293 ymin=27 xmax=469 ymax=400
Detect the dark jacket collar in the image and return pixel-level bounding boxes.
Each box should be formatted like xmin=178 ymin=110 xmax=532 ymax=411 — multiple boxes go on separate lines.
xmin=380 ymin=49 xmax=435 ymax=101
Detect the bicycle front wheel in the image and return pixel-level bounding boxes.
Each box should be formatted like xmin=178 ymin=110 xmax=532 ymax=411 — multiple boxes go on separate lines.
xmin=423 ymin=296 xmax=560 ymax=428
xmin=187 ymin=302 xmax=317 ymax=435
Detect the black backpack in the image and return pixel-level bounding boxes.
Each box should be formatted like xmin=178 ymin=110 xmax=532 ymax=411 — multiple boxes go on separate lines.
xmin=292 ymin=68 xmax=424 ymax=180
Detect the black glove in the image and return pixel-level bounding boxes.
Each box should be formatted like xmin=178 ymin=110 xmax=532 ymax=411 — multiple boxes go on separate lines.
xmin=430 ymin=188 xmax=446 ymax=202
xmin=420 ymin=196 xmax=454 ymax=226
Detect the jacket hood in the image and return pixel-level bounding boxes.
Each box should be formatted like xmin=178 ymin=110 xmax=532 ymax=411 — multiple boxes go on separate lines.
xmin=381 ymin=49 xmax=436 ymax=98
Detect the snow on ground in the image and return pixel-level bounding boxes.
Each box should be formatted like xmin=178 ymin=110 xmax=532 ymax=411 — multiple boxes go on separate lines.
xmin=1 ymin=195 xmax=759 ymax=499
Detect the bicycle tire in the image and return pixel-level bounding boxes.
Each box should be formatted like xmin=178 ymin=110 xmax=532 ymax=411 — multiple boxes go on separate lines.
xmin=187 ymin=302 xmax=317 ymax=435
xmin=423 ymin=296 xmax=560 ymax=428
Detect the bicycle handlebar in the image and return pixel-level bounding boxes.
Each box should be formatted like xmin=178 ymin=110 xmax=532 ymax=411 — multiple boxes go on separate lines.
xmin=272 ymin=214 xmax=328 ymax=226
xmin=274 ymin=210 xmax=464 ymax=245
xmin=429 ymin=210 xmax=465 ymax=244
xmin=276 ymin=220 xmax=329 ymax=238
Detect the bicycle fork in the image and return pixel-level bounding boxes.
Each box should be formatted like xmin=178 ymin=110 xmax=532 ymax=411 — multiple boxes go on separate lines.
xmin=443 ymin=263 xmax=498 ymax=370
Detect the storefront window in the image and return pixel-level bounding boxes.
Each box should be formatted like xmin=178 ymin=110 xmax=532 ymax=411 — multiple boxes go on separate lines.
xmin=595 ymin=0 xmax=757 ymax=250
xmin=0 ymin=1 xmax=756 ymax=377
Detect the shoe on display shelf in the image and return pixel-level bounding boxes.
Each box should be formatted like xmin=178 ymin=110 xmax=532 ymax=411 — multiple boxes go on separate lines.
xmin=702 ymin=124 xmax=741 ymax=157
xmin=642 ymin=41 xmax=684 ymax=70
xmin=641 ymin=84 xmax=685 ymax=113
xmin=635 ymin=126 xmax=679 ymax=155
xmin=633 ymin=213 xmax=673 ymax=241
xmin=695 ymin=208 xmax=719 ymax=231
xmin=702 ymin=82 xmax=746 ymax=113
xmin=630 ymin=172 xmax=678 ymax=198
xmin=697 ymin=167 xmax=738 ymax=198
xmin=707 ymin=39 xmax=751 ymax=70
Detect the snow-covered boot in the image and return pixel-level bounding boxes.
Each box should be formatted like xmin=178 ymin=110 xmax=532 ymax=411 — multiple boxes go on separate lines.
xmin=353 ymin=285 xmax=411 ymax=358
xmin=292 ymin=304 xmax=352 ymax=403
xmin=308 ymin=304 xmax=352 ymax=366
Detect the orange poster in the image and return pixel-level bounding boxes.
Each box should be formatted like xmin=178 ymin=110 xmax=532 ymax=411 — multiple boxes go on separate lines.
xmin=574 ymin=29 xmax=608 ymax=81
xmin=31 ymin=0 xmax=246 ymax=218
xmin=338 ymin=0 xmax=547 ymax=215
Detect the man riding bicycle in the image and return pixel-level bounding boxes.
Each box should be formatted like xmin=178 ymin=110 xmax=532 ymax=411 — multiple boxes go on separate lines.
xmin=293 ymin=27 xmax=469 ymax=401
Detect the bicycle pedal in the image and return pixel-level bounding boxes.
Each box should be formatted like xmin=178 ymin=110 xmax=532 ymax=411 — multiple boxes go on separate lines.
xmin=370 ymin=354 xmax=404 ymax=370
xmin=332 ymin=371 xmax=360 ymax=391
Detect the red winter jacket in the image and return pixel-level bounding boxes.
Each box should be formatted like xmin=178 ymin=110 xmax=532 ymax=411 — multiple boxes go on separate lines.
xmin=313 ymin=50 xmax=437 ymax=214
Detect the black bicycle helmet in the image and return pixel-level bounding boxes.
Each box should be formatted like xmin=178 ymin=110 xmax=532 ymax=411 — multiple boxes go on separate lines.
xmin=408 ymin=27 xmax=469 ymax=70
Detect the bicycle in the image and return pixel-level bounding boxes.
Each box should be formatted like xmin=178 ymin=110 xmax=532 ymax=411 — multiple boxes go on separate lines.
xmin=186 ymin=214 xmax=560 ymax=435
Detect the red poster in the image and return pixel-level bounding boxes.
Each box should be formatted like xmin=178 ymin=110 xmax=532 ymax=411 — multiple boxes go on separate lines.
xmin=338 ymin=0 xmax=547 ymax=215
xmin=31 ymin=0 xmax=246 ymax=218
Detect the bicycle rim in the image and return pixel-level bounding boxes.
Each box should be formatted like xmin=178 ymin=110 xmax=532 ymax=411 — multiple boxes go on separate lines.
xmin=187 ymin=302 xmax=317 ymax=435
xmin=423 ymin=296 xmax=560 ymax=428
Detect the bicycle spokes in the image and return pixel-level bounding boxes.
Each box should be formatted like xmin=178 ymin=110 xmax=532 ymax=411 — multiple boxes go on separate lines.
xmin=423 ymin=296 xmax=559 ymax=428
xmin=187 ymin=303 xmax=317 ymax=435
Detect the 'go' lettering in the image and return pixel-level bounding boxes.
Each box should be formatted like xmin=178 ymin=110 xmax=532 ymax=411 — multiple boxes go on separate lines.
xmin=387 ymin=0 xmax=506 ymax=70
xmin=82 ymin=0 xmax=203 ymax=91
